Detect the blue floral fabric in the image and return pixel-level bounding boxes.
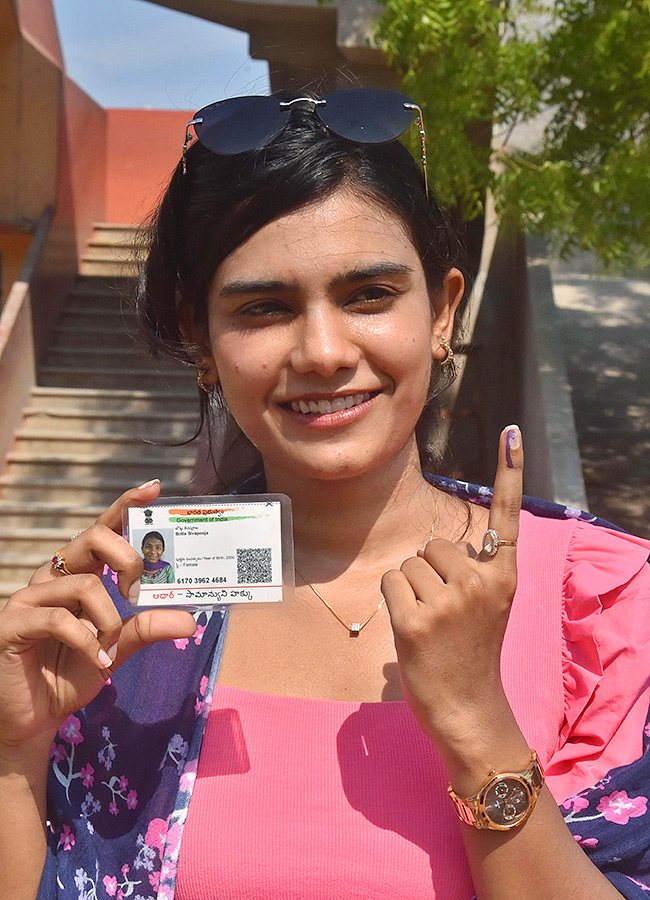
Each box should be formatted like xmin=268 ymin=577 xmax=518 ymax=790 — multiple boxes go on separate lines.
xmin=38 ymin=478 xmax=650 ymax=899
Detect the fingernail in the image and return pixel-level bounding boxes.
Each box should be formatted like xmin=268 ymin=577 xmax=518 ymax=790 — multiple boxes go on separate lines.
xmin=107 ymin=641 xmax=119 ymax=661
xmin=98 ymin=648 xmax=113 ymax=668
xmin=128 ymin=580 xmax=141 ymax=601
xmin=505 ymin=426 xmax=520 ymax=468
xmin=137 ymin=478 xmax=160 ymax=489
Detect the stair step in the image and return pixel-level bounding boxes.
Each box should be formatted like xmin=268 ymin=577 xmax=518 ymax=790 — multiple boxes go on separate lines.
xmin=13 ymin=429 xmax=198 ymax=457
xmin=38 ymin=367 xmax=195 ymax=391
xmin=63 ymin=295 xmax=136 ymax=313
xmin=55 ymin=323 xmax=141 ymax=338
xmin=28 ymin=387 xmax=198 ymax=414
xmin=0 ymin=527 xmax=89 ymax=555
xmin=80 ymin=259 xmax=140 ymax=278
xmin=46 ymin=346 xmax=185 ymax=370
xmin=0 ymin=503 xmax=103 ymax=530
xmin=0 ymin=478 xmax=191 ymax=504
xmin=4 ymin=452 xmax=195 ymax=480
xmin=84 ymin=243 xmax=145 ymax=263
xmin=23 ymin=408 xmax=196 ymax=438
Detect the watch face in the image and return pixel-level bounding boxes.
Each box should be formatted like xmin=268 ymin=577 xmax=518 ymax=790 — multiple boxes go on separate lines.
xmin=483 ymin=776 xmax=531 ymax=827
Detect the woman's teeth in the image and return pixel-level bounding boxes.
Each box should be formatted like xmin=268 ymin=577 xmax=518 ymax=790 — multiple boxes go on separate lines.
xmin=290 ymin=393 xmax=371 ymax=414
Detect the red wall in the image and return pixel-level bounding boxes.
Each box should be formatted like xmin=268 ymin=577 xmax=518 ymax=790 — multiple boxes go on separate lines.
xmin=105 ymin=109 xmax=190 ymax=225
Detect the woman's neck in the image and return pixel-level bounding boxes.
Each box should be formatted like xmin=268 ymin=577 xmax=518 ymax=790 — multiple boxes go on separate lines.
xmin=264 ymin=439 xmax=450 ymax=577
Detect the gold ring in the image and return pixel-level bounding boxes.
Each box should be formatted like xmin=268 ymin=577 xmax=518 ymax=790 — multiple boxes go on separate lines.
xmin=481 ymin=529 xmax=518 ymax=558
xmin=51 ymin=550 xmax=74 ymax=576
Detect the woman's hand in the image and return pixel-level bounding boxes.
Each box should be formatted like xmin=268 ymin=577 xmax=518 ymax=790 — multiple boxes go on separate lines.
xmin=382 ymin=425 xmax=524 ymax=772
xmin=0 ymin=480 xmax=196 ymax=752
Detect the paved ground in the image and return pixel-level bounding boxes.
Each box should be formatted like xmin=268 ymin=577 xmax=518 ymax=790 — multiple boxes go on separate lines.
xmin=551 ymin=256 xmax=650 ymax=538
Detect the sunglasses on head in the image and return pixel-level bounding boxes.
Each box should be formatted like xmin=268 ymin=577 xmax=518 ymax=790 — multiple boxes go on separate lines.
xmin=182 ymin=88 xmax=429 ymax=198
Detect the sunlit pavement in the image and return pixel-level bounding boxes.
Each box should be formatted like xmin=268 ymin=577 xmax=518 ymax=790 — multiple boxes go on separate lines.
xmin=551 ymin=255 xmax=650 ymax=537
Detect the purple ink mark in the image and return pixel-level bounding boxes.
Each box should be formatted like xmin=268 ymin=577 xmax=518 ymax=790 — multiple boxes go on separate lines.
xmin=505 ymin=428 xmax=519 ymax=468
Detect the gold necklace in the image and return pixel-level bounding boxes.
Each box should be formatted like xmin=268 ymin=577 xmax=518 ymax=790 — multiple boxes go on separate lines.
xmin=295 ymin=493 xmax=438 ymax=637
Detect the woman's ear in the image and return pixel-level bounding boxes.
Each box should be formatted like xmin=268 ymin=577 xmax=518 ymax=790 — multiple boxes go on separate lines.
xmin=431 ymin=267 xmax=465 ymax=361
xmin=178 ymin=300 xmax=219 ymax=388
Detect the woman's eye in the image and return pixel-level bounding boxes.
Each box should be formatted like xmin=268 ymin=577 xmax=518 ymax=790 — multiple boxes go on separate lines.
xmin=348 ymin=286 xmax=397 ymax=309
xmin=237 ymin=300 xmax=293 ymax=319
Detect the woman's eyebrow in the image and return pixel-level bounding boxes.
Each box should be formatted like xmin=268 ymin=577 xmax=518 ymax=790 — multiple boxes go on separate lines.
xmin=330 ymin=262 xmax=415 ymax=286
xmin=218 ymin=263 xmax=414 ymax=298
xmin=218 ymin=278 xmax=295 ymax=297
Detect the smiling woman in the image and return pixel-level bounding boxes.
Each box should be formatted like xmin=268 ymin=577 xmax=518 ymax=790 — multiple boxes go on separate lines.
xmin=2 ymin=89 xmax=650 ymax=900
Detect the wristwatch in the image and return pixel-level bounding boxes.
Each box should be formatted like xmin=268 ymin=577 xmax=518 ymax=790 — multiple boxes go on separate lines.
xmin=447 ymin=749 xmax=545 ymax=830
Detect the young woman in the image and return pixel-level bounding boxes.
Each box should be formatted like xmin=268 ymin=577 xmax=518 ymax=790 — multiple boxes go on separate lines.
xmin=140 ymin=532 xmax=175 ymax=584
xmin=1 ymin=90 xmax=650 ymax=900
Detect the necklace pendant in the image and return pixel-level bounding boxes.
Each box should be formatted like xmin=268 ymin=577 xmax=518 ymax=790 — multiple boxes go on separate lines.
xmin=349 ymin=623 xmax=361 ymax=636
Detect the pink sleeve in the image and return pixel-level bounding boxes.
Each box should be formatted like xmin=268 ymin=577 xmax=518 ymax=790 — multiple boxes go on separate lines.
xmin=545 ymin=522 xmax=650 ymax=801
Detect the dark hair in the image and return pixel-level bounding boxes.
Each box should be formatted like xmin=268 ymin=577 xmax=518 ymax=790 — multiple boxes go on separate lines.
xmin=137 ymin=94 xmax=470 ymax=490
xmin=142 ymin=531 xmax=165 ymax=550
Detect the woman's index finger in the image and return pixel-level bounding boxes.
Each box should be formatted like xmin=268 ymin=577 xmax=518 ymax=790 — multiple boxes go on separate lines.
xmin=486 ymin=425 xmax=523 ymax=547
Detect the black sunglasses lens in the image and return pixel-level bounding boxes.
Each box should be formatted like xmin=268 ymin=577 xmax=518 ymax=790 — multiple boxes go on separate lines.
xmin=194 ymin=96 xmax=288 ymax=155
xmin=318 ymin=89 xmax=416 ymax=144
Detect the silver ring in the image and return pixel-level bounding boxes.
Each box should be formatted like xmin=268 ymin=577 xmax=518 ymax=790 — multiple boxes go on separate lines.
xmin=70 ymin=531 xmax=83 ymax=541
xmin=482 ymin=528 xmax=518 ymax=557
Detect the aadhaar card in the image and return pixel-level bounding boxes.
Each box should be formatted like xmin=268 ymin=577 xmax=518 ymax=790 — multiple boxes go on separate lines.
xmin=122 ymin=494 xmax=294 ymax=609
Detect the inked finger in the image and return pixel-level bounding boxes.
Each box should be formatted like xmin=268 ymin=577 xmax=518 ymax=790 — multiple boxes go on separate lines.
xmin=484 ymin=424 xmax=523 ymax=561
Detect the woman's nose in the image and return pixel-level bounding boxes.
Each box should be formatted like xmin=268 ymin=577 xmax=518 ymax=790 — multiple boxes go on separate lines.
xmin=289 ymin=307 xmax=361 ymax=377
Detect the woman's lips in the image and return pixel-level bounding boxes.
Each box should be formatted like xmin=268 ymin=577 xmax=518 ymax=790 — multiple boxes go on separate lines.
xmin=281 ymin=391 xmax=379 ymax=427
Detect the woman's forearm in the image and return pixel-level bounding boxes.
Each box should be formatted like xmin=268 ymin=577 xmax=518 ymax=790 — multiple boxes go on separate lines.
xmin=0 ymin=735 xmax=52 ymax=900
xmin=440 ymin=722 xmax=623 ymax=900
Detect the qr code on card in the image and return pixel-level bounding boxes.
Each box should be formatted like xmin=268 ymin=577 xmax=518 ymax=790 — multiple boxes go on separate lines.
xmin=237 ymin=547 xmax=273 ymax=583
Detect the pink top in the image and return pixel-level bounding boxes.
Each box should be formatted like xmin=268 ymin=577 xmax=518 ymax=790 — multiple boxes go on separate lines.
xmin=176 ymin=513 xmax=650 ymax=900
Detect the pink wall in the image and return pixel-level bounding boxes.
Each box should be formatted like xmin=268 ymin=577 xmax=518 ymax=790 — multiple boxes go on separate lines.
xmin=105 ymin=109 xmax=190 ymax=225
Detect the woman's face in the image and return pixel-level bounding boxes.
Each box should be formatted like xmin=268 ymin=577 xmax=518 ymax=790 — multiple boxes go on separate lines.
xmin=142 ymin=537 xmax=164 ymax=563
xmin=205 ymin=187 xmax=463 ymax=484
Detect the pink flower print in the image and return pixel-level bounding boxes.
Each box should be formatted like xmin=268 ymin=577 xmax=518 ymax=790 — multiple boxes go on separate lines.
xmin=121 ymin=864 xmax=130 ymax=877
xmin=58 ymin=824 xmax=75 ymax=850
xmin=166 ymin=822 xmax=182 ymax=857
xmin=109 ymin=800 xmax=119 ymax=816
xmin=562 ymin=795 xmax=590 ymax=813
xmin=59 ymin=714 xmax=84 ymax=745
xmin=103 ymin=875 xmax=118 ymax=896
xmin=193 ymin=624 xmax=206 ymax=646
xmin=574 ymin=835 xmax=599 ymax=847
xmin=597 ymin=791 xmax=648 ymax=825
xmin=81 ymin=763 xmax=95 ymax=788
xmin=173 ymin=637 xmax=189 ymax=650
xmin=180 ymin=759 xmax=197 ymax=792
xmin=194 ymin=697 xmax=203 ymax=717
xmin=49 ymin=743 xmax=66 ymax=764
xmin=145 ymin=816 xmax=169 ymax=855
xmin=200 ymin=676 xmax=208 ymax=697
xmin=118 ymin=775 xmax=129 ymax=792
xmin=149 ymin=871 xmax=161 ymax=891
xmin=126 ymin=789 xmax=138 ymax=810
xmin=102 ymin=564 xmax=119 ymax=585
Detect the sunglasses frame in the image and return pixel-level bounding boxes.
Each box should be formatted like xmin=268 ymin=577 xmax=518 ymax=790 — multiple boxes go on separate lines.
xmin=182 ymin=91 xmax=429 ymax=199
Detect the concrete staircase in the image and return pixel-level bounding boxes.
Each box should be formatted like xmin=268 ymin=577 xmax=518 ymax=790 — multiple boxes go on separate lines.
xmin=80 ymin=224 xmax=144 ymax=277
xmin=0 ymin=266 xmax=199 ymax=603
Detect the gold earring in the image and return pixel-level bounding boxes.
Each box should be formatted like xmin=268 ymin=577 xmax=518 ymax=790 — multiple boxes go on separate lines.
xmin=439 ymin=336 xmax=454 ymax=367
xmin=197 ymin=369 xmax=216 ymax=394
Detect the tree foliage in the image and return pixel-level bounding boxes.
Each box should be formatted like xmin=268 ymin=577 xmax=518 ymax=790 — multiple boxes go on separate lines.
xmin=375 ymin=0 xmax=650 ymax=268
